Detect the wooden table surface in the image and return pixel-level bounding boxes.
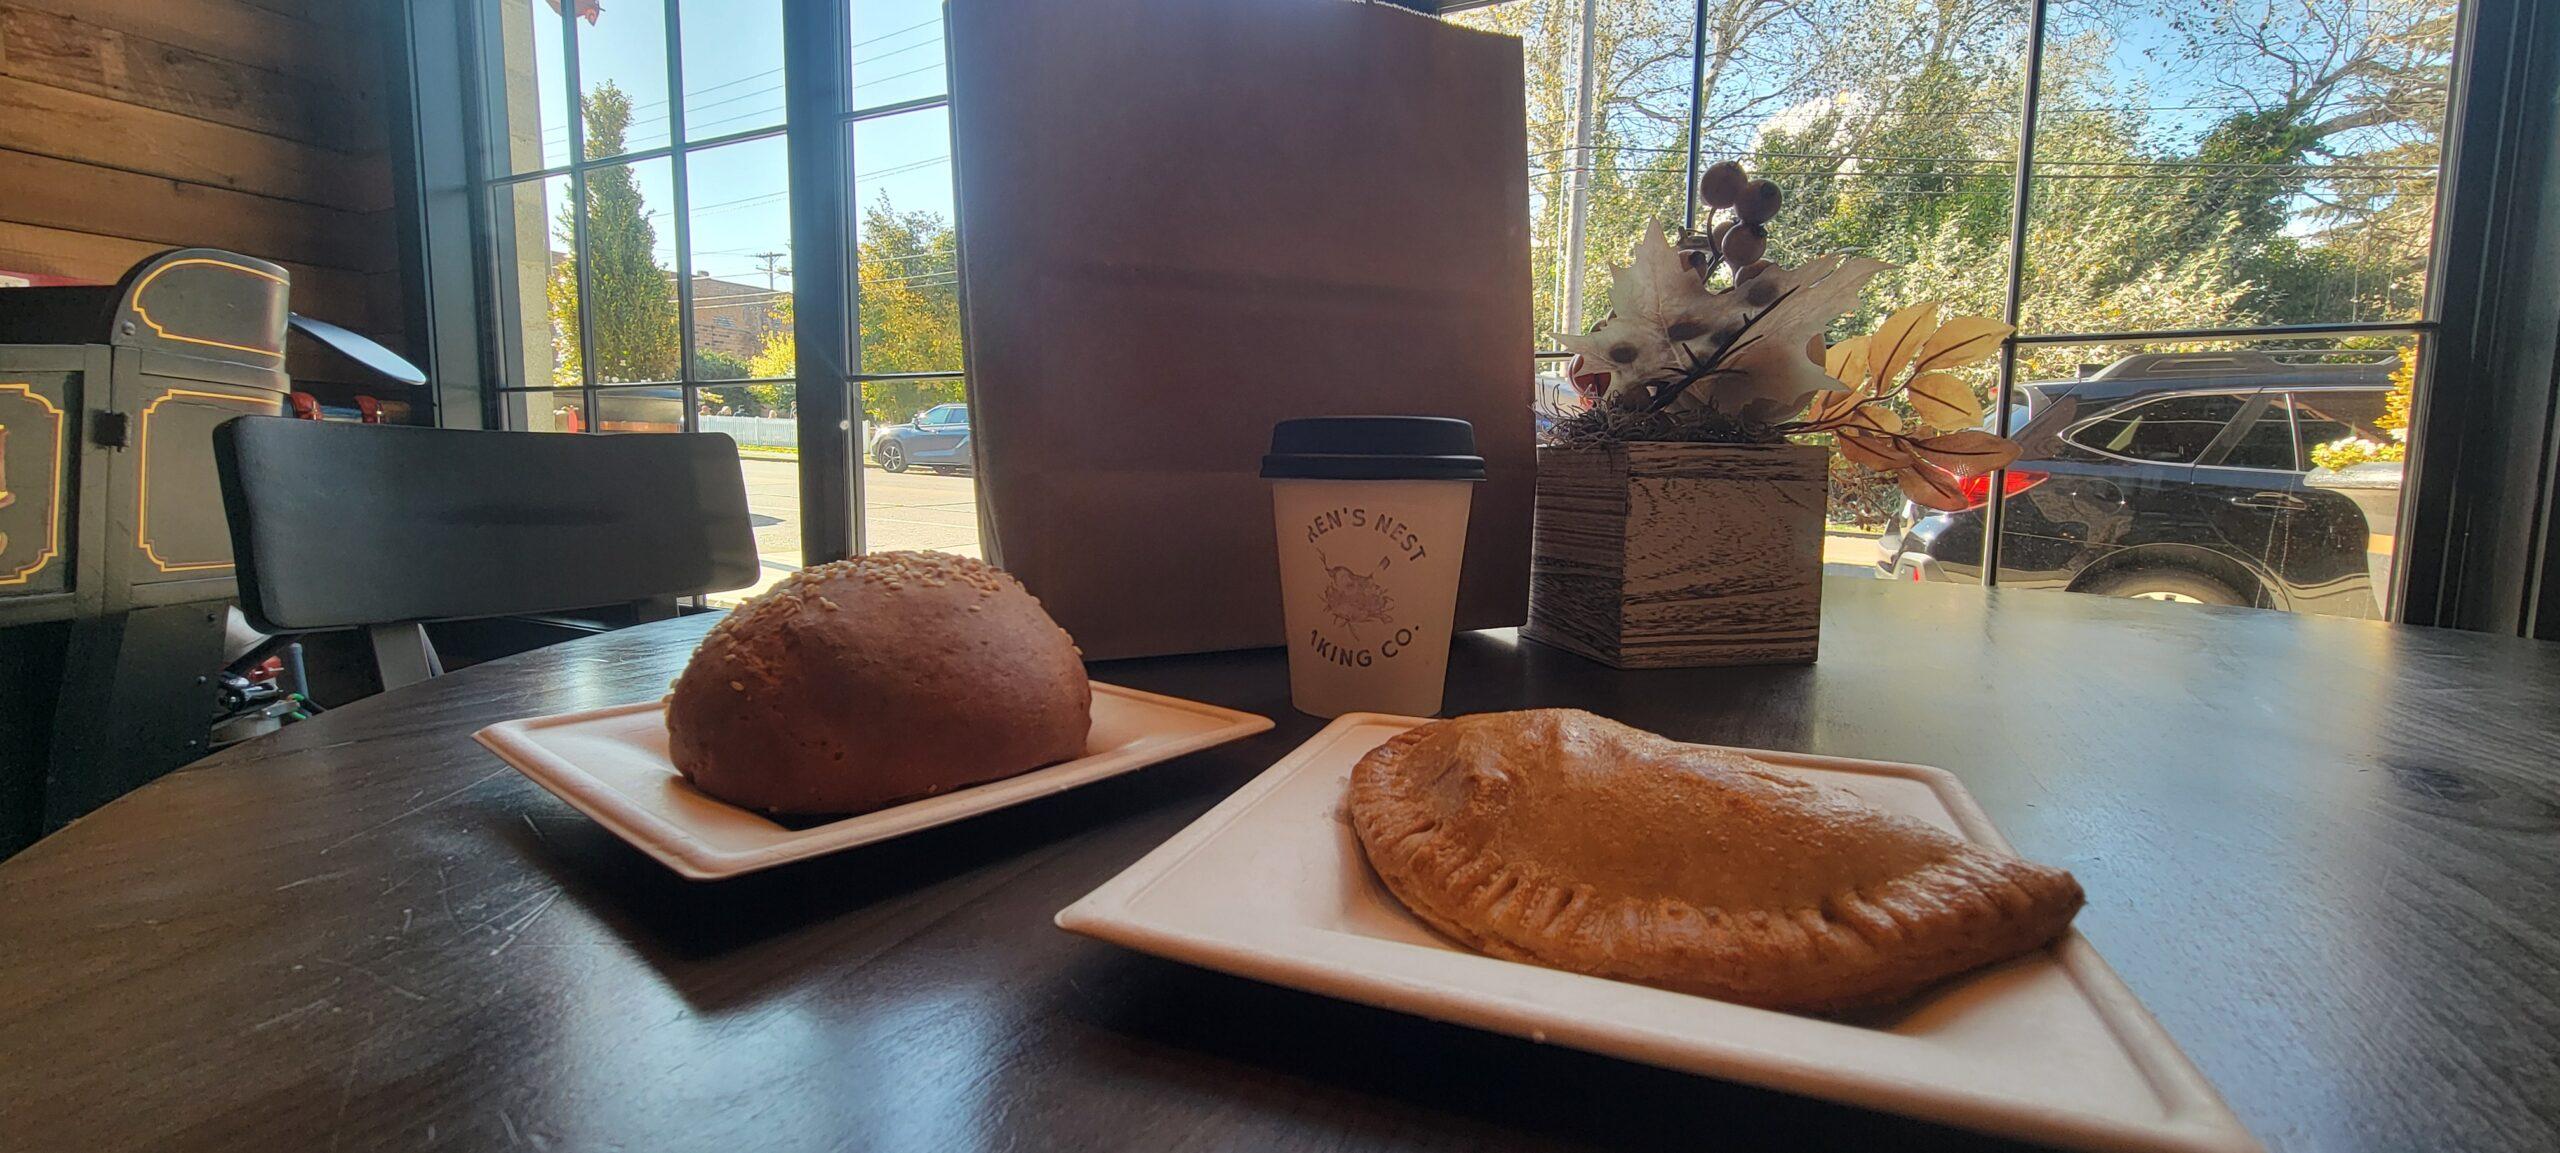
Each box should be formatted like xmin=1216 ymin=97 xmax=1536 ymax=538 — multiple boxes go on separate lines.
xmin=3 ymin=579 xmax=2556 ymax=1152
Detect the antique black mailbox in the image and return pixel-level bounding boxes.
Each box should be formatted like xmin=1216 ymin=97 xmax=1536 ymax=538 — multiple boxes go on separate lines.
xmin=0 ymin=249 xmax=293 ymax=854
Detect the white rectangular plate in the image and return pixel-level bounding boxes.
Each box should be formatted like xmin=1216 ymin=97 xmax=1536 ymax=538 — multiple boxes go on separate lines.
xmin=476 ymin=683 xmax=1272 ymax=880
xmin=1057 ymin=714 xmax=2259 ymax=1153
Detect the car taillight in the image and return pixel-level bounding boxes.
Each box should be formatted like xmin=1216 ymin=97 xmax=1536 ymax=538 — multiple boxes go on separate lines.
xmin=1958 ymin=469 xmax=2048 ymax=509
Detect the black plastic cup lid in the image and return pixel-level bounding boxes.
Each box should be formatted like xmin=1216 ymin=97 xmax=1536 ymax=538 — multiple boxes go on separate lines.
xmin=1261 ymin=416 xmax=1485 ymax=481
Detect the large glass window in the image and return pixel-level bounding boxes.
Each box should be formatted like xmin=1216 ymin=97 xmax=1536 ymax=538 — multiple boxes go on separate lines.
xmin=840 ymin=6 xmax=977 ymax=560
xmin=480 ymin=0 xmax=800 ymax=604
xmin=1459 ymin=0 xmax=2455 ymax=620
xmin=464 ymin=0 xmax=2455 ymax=621
xmin=478 ymin=0 xmax=979 ymax=591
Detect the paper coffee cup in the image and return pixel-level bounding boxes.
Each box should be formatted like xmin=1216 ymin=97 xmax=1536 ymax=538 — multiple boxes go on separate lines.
xmin=1263 ymin=417 xmax=1484 ymax=718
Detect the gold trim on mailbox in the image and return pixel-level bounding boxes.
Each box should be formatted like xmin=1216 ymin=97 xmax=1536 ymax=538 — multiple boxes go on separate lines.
xmin=0 ymin=382 xmax=67 ymax=586
xmin=130 ymin=258 xmax=288 ymax=360
xmin=137 ymin=388 xmax=275 ymax=573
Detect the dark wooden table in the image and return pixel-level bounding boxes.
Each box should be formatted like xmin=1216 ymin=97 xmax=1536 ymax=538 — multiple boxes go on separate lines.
xmin=4 ymin=579 xmax=2556 ymax=1152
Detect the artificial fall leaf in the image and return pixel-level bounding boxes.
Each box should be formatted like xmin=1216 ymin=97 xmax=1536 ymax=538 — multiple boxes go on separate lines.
xmin=1823 ymin=335 xmax=1871 ymax=390
xmin=1668 ymin=253 xmax=1889 ymax=420
xmin=1866 ymin=301 xmax=1941 ymax=392
xmin=1848 ymin=402 xmax=1903 ymax=435
xmin=1912 ymin=315 xmax=2013 ymax=375
xmin=1805 ymin=385 xmax=1861 ymax=424
xmin=1552 ymin=221 xmax=1723 ymax=407
xmin=1835 ymin=428 xmax=1914 ymax=472
xmin=1910 ymin=429 xmax=2022 ymax=477
xmin=1906 ymin=371 xmax=1983 ymax=429
xmin=1898 ymin=459 xmax=1970 ymax=511
xmin=1800 ymin=395 xmax=1904 ymax=436
xmin=1554 ymin=313 xmax=1686 ymax=409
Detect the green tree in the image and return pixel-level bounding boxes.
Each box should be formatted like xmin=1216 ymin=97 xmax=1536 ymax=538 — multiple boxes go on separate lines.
xmin=736 ymin=194 xmax=966 ymax=429
xmin=546 ymin=83 xmax=679 ymax=387
xmin=850 ymin=192 xmax=965 ymax=427
xmin=745 ymin=295 xmax=798 ymax=415
xmin=693 ymin=349 xmax=752 ymax=381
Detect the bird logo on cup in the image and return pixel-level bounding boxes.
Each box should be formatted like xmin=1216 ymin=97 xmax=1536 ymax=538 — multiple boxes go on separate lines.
xmin=1301 ymin=507 xmax=1431 ymax=669
xmin=1314 ymin=547 xmax=1396 ymax=635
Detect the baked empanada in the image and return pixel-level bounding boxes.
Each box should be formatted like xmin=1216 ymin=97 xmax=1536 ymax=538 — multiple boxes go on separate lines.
xmin=1348 ymin=709 xmax=2084 ymax=1013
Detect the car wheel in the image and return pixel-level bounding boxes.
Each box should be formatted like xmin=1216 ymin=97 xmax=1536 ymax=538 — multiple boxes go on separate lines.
xmin=878 ymin=442 xmax=907 ymax=473
xmin=2081 ymin=568 xmax=2247 ymax=606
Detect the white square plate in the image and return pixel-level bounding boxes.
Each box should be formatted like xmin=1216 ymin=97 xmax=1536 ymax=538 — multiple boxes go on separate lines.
xmin=1057 ymin=714 xmax=2259 ymax=1153
xmin=475 ymin=683 xmax=1272 ymax=880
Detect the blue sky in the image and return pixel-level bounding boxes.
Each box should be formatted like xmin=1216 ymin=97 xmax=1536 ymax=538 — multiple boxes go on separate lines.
xmin=515 ymin=0 xmax=960 ymax=296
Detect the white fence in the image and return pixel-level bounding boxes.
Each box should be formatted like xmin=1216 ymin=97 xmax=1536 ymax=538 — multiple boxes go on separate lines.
xmin=701 ymin=413 xmax=799 ymax=449
xmin=701 ymin=415 xmax=878 ymax=459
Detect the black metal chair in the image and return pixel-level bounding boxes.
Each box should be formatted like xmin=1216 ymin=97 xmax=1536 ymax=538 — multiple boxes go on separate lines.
xmin=213 ymin=418 xmax=759 ymax=687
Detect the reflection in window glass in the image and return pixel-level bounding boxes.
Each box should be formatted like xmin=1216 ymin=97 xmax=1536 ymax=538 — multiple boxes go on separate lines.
xmin=576 ymin=156 xmax=681 ymax=384
xmin=680 ymin=0 xmax=786 ymax=140
xmin=593 ymin=387 xmax=688 ymax=432
xmin=576 ymin=0 xmax=672 ymax=157
xmin=685 ymin=134 xmax=795 ymax=385
xmin=2221 ymin=403 xmax=2299 ymax=471
xmin=2021 ymin=0 xmax=2456 ymax=333
xmin=499 ymin=389 xmax=587 ymax=434
xmin=1873 ymin=336 xmax=2414 ymax=616
xmin=2290 ymin=390 xmax=2392 ymax=458
xmin=490 ymin=175 xmax=579 ymax=389
xmin=2068 ymin=394 xmax=2246 ymax=465
xmin=849 ymin=0 xmax=949 ymax=110
xmin=486 ymin=0 xmax=570 ymax=172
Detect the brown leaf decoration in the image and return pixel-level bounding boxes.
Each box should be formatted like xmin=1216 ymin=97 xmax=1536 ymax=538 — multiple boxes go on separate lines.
xmin=1911 ymin=316 xmax=2013 ymax=375
xmin=1823 ymin=335 xmax=1871 ymax=389
xmin=1846 ymin=403 xmax=1903 ymax=435
xmin=1906 ymin=371 xmax=1983 ymax=429
xmin=1805 ymin=387 xmax=1859 ymax=424
xmin=1834 ymin=428 xmax=1913 ymax=472
xmin=1867 ymin=302 xmax=1940 ymax=393
xmin=1911 ymin=429 xmax=2021 ymax=477
xmin=1897 ymin=460 xmax=1969 ymax=511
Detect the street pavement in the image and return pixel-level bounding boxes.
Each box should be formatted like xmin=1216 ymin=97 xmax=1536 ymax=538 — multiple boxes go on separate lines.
xmin=718 ymin=456 xmax=984 ymax=604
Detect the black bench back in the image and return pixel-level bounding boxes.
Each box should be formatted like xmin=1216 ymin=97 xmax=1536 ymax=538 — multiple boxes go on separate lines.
xmin=214 ymin=418 xmax=758 ymax=633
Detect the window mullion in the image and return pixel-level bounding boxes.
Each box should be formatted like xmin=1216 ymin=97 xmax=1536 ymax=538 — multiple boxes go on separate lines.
xmin=666 ymin=0 xmax=699 ymax=433
xmin=1681 ymin=0 xmax=1705 ymax=233
xmin=561 ymin=0 xmax=598 ymax=426
xmin=1984 ymin=0 xmax=2053 ymax=587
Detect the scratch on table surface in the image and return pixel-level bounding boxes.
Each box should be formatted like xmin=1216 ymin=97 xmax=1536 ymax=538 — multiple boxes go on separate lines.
xmin=498 ymin=1109 xmax=523 ymax=1147
xmin=275 ymin=868 xmax=354 ymax=892
xmin=312 ymin=955 xmax=429 ymax=1003
xmin=249 ymin=997 xmax=334 ymax=1033
xmin=320 ymin=767 xmax=511 ymax=855
xmin=521 ymin=813 xmax=548 ymax=843
xmin=488 ymin=889 xmax=563 ymax=957
xmin=400 ymin=908 xmax=414 ymax=935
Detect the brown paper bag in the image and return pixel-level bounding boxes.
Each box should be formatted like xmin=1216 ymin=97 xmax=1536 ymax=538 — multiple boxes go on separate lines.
xmin=949 ymin=0 xmax=1534 ymax=659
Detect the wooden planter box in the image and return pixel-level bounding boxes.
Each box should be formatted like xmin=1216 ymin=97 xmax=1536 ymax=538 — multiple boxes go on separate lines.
xmin=1524 ymin=441 xmax=1826 ymax=668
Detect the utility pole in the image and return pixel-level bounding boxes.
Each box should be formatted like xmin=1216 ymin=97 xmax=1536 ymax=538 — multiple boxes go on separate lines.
xmin=751 ymin=250 xmax=791 ymax=289
xmin=1561 ymin=0 xmax=1600 ymax=338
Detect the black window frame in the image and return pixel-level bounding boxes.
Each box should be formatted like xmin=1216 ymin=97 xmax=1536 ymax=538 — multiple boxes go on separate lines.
xmin=384 ymin=0 xmax=2560 ymax=632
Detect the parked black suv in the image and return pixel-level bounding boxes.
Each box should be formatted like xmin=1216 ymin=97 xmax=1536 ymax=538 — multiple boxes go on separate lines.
xmin=1874 ymin=351 xmax=2396 ymax=617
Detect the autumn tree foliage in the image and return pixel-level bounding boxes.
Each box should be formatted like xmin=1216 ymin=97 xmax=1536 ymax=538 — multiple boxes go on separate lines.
xmin=547 ymin=83 xmax=680 ymax=388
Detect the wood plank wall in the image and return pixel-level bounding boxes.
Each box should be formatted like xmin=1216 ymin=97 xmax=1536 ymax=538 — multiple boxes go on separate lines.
xmin=0 ymin=0 xmax=410 ymax=359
